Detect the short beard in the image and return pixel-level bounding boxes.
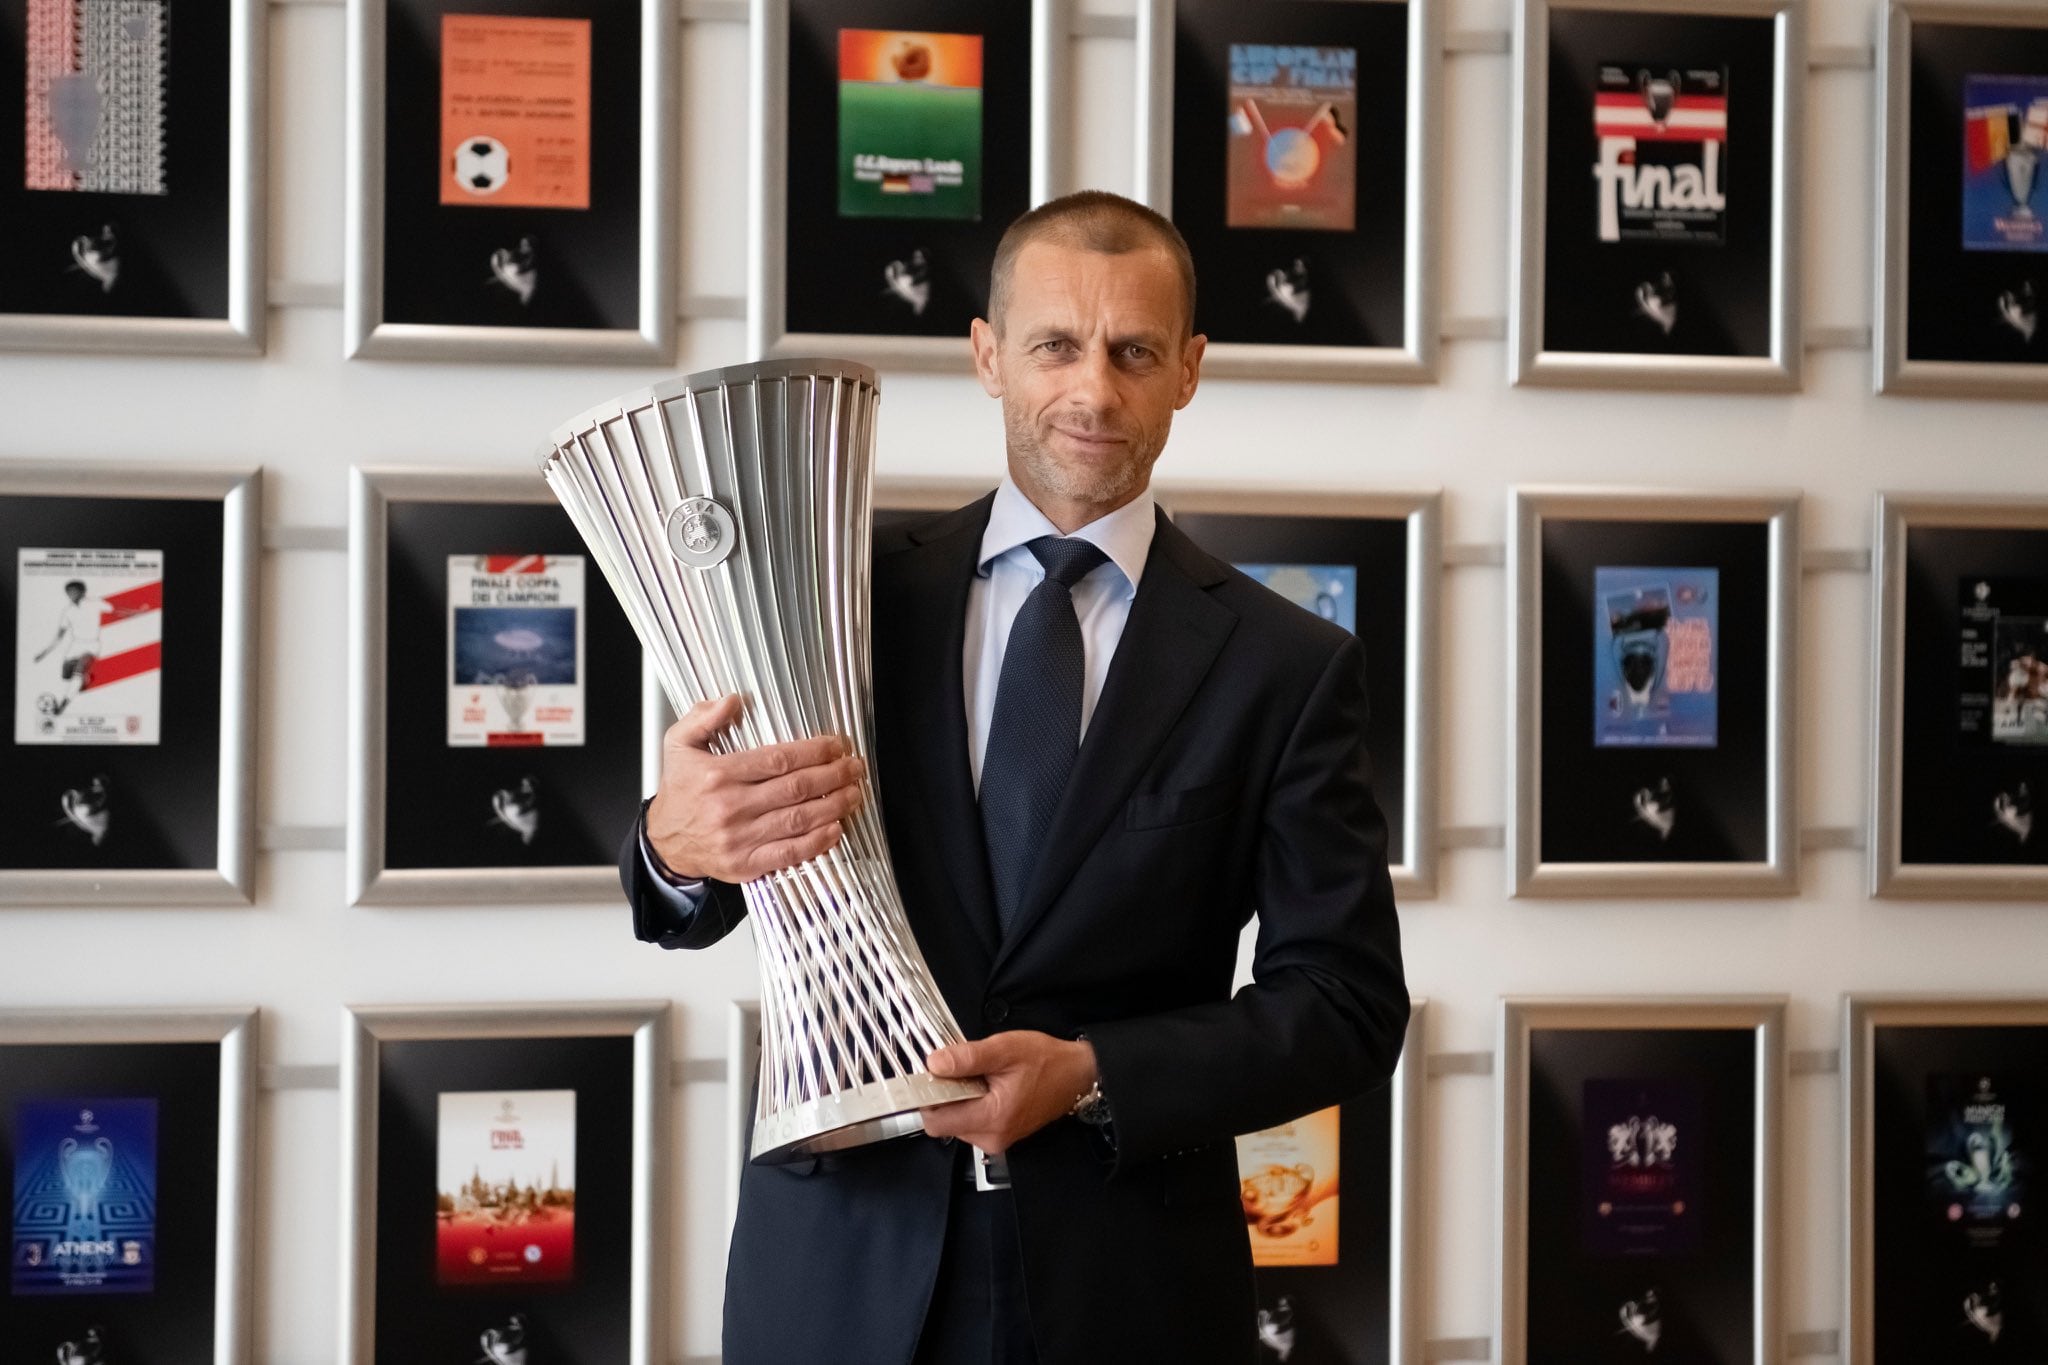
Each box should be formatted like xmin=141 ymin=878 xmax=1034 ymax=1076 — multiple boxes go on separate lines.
xmin=1003 ymin=402 xmax=1157 ymax=512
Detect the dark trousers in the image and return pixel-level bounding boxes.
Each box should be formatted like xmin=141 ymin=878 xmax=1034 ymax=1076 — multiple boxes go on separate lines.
xmin=913 ymin=1152 xmax=1039 ymax=1364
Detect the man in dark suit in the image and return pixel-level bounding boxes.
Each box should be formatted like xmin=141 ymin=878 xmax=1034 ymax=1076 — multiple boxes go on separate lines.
xmin=623 ymin=190 xmax=1407 ymax=1364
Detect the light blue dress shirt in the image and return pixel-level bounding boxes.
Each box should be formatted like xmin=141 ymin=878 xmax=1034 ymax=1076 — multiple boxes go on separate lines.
xmin=641 ymin=479 xmax=1157 ymax=901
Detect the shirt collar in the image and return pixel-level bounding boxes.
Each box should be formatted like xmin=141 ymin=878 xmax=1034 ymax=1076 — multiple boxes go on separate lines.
xmin=976 ymin=477 xmax=1156 ymax=598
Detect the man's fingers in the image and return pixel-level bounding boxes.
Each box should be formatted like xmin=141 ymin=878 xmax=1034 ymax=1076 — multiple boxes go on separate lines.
xmin=927 ymin=1037 xmax=1002 ymax=1078
xmin=723 ymin=734 xmax=852 ymax=784
xmin=742 ymin=821 xmax=846 ymax=879
xmin=728 ymin=753 xmax=867 ymax=821
xmin=918 ymin=1093 xmax=996 ymax=1139
xmin=670 ymin=694 xmax=744 ymax=751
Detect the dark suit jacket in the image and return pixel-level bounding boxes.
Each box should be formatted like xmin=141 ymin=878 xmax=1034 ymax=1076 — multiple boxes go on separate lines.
xmin=623 ymin=495 xmax=1408 ymax=1365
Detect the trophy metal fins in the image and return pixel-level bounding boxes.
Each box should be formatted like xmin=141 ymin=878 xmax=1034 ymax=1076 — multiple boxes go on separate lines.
xmin=538 ymin=358 xmax=983 ymax=1163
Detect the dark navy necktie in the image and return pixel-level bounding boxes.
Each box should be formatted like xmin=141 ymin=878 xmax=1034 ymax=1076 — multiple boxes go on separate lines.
xmin=980 ymin=535 xmax=1110 ymax=935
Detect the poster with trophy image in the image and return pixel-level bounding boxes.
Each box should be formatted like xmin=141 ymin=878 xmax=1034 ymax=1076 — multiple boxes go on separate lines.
xmin=1513 ymin=0 xmax=1797 ymax=388
xmin=0 ymin=0 xmax=261 ymax=353
xmin=1876 ymin=502 xmax=2048 ymax=894
xmin=14 ymin=548 xmax=164 ymax=746
xmin=1881 ymin=8 xmax=2048 ymax=392
xmin=446 ymin=553 xmax=586 ymax=747
xmin=1512 ymin=492 xmax=1796 ymax=896
xmin=1141 ymin=0 xmax=1434 ymax=375
xmin=1851 ymin=1000 xmax=2048 ymax=1363
xmin=1503 ymin=1000 xmax=1781 ymax=1365
xmin=351 ymin=471 xmax=653 ymax=905
xmin=0 ymin=1009 xmax=254 ymax=1359
xmin=10 ymin=1096 xmax=159 ymax=1296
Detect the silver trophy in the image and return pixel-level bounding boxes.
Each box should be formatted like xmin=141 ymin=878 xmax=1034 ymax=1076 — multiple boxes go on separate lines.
xmin=538 ymin=359 xmax=983 ymax=1162
xmin=2007 ymin=142 xmax=2040 ymax=221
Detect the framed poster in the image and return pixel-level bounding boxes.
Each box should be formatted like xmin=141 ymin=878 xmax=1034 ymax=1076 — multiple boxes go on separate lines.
xmin=1499 ymin=997 xmax=1784 ymax=1365
xmin=1164 ymin=488 xmax=1441 ymax=897
xmin=1134 ymin=0 xmax=1441 ymax=381
xmin=749 ymin=0 xmax=1070 ymax=369
xmin=0 ymin=462 xmax=257 ymax=905
xmin=1508 ymin=0 xmax=1803 ymax=390
xmin=1871 ymin=495 xmax=2048 ymax=898
xmin=347 ymin=467 xmax=660 ymax=905
xmin=1877 ymin=1 xmax=2048 ymax=397
xmin=0 ymin=0 xmax=264 ymax=354
xmin=339 ymin=1001 xmax=670 ymax=1365
xmin=1235 ymin=1000 xmax=1425 ymax=1365
xmin=344 ymin=0 xmax=676 ymax=361
xmin=1509 ymin=488 xmax=1799 ymax=896
xmin=0 ymin=1007 xmax=256 ymax=1364
xmin=1846 ymin=996 xmax=2048 ymax=1364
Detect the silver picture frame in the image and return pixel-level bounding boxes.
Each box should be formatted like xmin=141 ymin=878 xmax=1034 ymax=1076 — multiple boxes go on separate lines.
xmin=1508 ymin=487 xmax=1800 ymax=897
xmin=1498 ymin=995 xmax=1785 ymax=1365
xmin=1159 ymin=486 xmax=1443 ymax=898
xmin=1869 ymin=493 xmax=2048 ymax=898
xmin=346 ymin=466 xmax=663 ymax=905
xmin=1842 ymin=994 xmax=2048 ymax=1365
xmin=1133 ymin=0 xmax=1444 ymax=381
xmin=0 ymin=1006 xmax=259 ymax=1365
xmin=0 ymin=0 xmax=266 ymax=356
xmin=343 ymin=0 xmax=677 ymax=362
xmin=748 ymin=0 xmax=1074 ymax=370
xmin=338 ymin=1000 xmax=671 ymax=1365
xmin=1875 ymin=0 xmax=2048 ymax=398
xmin=0 ymin=460 xmax=259 ymax=905
xmin=1508 ymin=0 xmax=1805 ymax=390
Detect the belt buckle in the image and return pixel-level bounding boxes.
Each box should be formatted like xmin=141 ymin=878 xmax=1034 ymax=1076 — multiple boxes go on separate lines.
xmin=972 ymin=1146 xmax=1011 ymax=1191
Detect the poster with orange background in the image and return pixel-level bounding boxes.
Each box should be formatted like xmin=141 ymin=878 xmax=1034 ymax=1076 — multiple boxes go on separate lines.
xmin=440 ymin=14 xmax=592 ymax=209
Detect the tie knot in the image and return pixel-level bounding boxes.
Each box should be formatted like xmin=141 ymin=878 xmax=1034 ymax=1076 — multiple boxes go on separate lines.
xmin=1027 ymin=536 xmax=1109 ymax=588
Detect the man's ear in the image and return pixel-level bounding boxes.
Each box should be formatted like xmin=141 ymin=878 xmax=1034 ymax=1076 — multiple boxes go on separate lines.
xmin=970 ymin=317 xmax=1005 ymax=398
xmin=1175 ymin=333 xmax=1207 ymax=410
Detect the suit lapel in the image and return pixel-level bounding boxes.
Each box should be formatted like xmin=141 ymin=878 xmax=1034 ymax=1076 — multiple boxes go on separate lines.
xmin=882 ymin=496 xmax=1002 ymax=960
xmin=993 ymin=511 xmax=1237 ymax=974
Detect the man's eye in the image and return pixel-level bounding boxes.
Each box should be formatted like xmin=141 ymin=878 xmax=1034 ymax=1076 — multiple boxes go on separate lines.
xmin=1038 ymin=339 xmax=1071 ymax=354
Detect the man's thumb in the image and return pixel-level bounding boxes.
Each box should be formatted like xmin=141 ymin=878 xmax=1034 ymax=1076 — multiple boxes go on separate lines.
xmin=672 ymin=693 xmax=743 ymax=750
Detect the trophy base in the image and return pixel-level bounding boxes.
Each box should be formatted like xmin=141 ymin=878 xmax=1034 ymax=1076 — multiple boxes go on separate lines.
xmin=750 ymin=1072 xmax=987 ymax=1164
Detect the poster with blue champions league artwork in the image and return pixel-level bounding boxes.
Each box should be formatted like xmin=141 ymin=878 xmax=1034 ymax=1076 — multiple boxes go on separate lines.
xmin=1237 ymin=564 xmax=1358 ymax=633
xmin=447 ymin=553 xmax=585 ymax=747
xmin=1962 ymin=75 xmax=2048 ymax=253
xmin=1594 ymin=567 xmax=1718 ymax=748
xmin=1927 ymin=1073 xmax=2029 ymax=1249
xmin=10 ymin=1097 xmax=158 ymax=1295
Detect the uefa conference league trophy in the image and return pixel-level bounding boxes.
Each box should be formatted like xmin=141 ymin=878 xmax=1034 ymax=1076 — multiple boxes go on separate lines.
xmin=538 ymin=358 xmax=984 ymax=1163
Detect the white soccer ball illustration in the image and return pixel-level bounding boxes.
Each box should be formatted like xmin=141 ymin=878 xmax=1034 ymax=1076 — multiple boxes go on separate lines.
xmin=454 ymin=136 xmax=511 ymax=196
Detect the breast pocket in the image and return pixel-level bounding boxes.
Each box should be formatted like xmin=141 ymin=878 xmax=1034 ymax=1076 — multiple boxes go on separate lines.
xmin=1124 ymin=778 xmax=1242 ymax=831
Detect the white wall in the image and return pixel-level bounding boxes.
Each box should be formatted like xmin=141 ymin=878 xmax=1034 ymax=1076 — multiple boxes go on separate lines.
xmin=3 ymin=0 xmax=2046 ymax=1359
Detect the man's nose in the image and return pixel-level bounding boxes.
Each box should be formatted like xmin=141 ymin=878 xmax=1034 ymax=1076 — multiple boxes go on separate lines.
xmin=1065 ymin=344 xmax=1120 ymax=408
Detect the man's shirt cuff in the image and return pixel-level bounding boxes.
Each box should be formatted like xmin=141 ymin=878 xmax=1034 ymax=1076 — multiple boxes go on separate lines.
xmin=637 ymin=804 xmax=709 ymax=909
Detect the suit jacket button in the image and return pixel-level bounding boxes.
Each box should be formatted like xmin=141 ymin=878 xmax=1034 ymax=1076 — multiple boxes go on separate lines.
xmin=985 ymin=997 xmax=1010 ymax=1025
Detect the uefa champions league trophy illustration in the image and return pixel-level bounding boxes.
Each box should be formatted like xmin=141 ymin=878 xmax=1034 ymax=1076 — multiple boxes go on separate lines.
xmin=538 ymin=359 xmax=983 ymax=1162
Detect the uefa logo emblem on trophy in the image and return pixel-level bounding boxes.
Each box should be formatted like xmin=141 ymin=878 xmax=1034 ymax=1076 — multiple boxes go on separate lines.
xmin=664 ymin=496 xmax=737 ymax=569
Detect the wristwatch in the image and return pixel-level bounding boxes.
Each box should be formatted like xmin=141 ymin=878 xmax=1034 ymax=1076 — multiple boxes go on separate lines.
xmin=1068 ymin=1077 xmax=1113 ymax=1127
